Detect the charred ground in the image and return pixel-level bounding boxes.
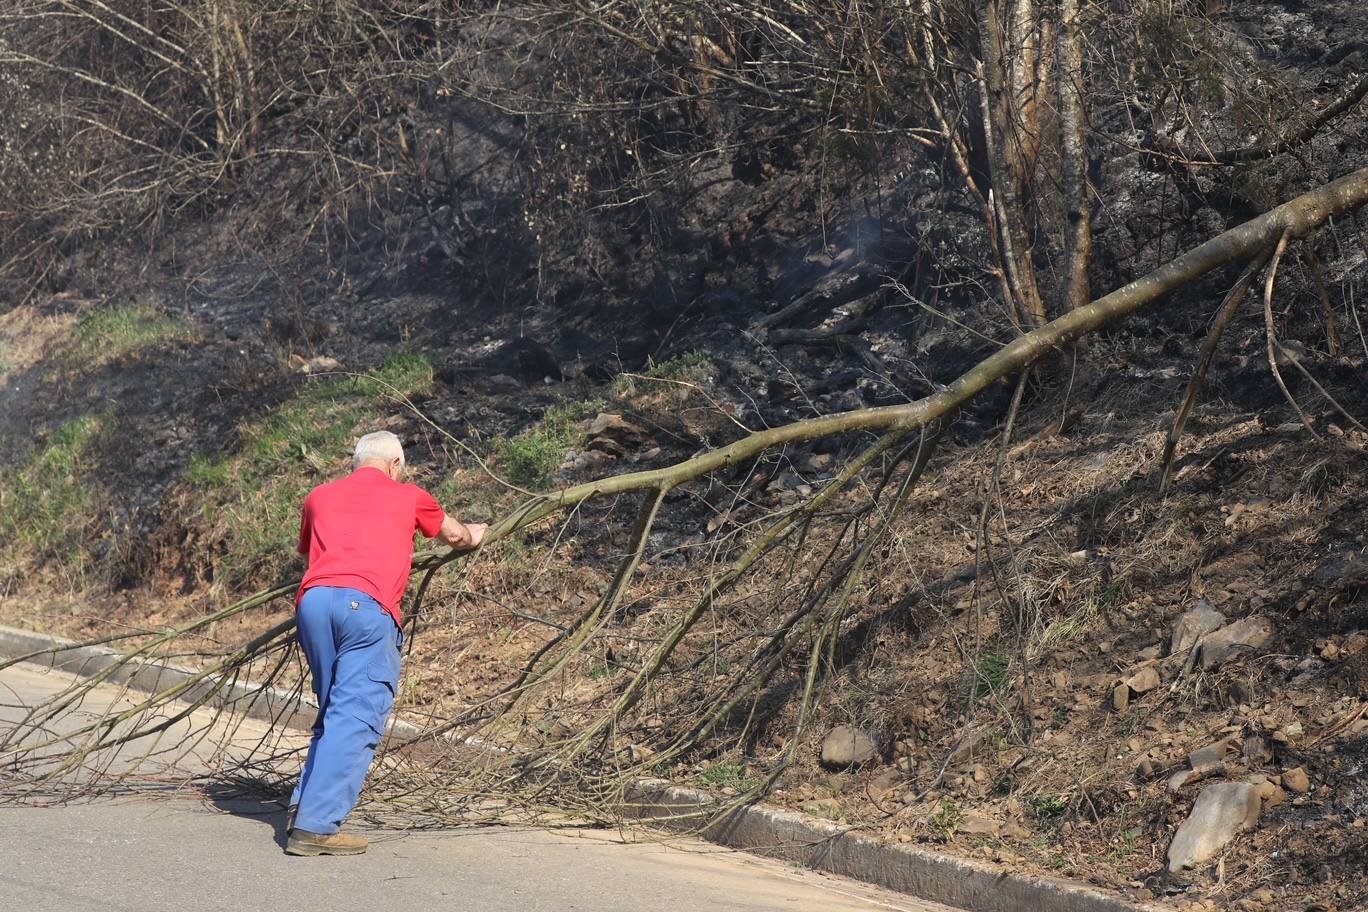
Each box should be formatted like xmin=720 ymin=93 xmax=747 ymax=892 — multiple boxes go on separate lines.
xmin=2 ymin=1 xmax=1368 ymax=909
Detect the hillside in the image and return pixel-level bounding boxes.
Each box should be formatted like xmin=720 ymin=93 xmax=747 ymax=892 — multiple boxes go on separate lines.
xmin=2 ymin=2 xmax=1367 ymax=909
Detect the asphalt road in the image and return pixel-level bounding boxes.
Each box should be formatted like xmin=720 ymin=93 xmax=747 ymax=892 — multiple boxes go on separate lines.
xmin=0 ymin=662 xmax=959 ymax=912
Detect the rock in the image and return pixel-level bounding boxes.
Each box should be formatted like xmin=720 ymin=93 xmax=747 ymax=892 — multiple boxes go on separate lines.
xmin=798 ymin=452 xmax=834 ymax=474
xmin=1241 ymin=735 xmax=1272 ymax=766
xmin=1271 ymin=720 xmax=1302 ymax=746
xmin=585 ymin=413 xmax=649 ymax=455
xmin=1169 ymin=760 xmax=1225 ymax=794
xmin=801 ymin=798 xmax=843 ymax=819
xmin=298 ymin=354 xmax=342 ymax=375
xmin=586 ymin=414 xmax=627 ymax=436
xmin=1167 ymin=782 xmax=1262 ymax=872
xmin=957 ymin=814 xmax=1000 ymax=836
xmin=868 ymin=769 xmax=902 ymax=799
xmin=587 ymin=412 xmax=645 ymax=439
xmin=1126 ymin=666 xmax=1162 ymax=693
xmin=1001 ymin=820 xmax=1031 ymax=840
xmin=1171 ymin=601 xmax=1226 ymax=655
xmin=1311 ymin=558 xmax=1368 ymax=588
xmin=1188 ymin=740 xmax=1230 ymax=768
xmin=1198 ymin=616 xmax=1275 ymax=669
xmin=1282 ymin=767 xmax=1310 ymax=793
xmin=1112 ymin=684 xmax=1130 ymax=711
xmin=946 ymin=726 xmax=994 ymax=764
xmin=820 ymin=725 xmax=879 ymax=769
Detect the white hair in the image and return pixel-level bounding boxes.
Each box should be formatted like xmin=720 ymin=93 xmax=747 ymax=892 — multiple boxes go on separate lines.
xmin=353 ymin=430 xmax=405 ymax=469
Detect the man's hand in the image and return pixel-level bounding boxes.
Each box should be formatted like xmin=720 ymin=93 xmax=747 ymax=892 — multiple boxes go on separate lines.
xmin=460 ymin=522 xmax=489 ymax=550
xmin=439 ymin=515 xmax=488 ymax=551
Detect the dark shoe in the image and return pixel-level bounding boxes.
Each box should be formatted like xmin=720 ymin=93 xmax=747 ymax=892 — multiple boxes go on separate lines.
xmin=286 ymin=805 xmax=298 ymax=834
xmin=285 ymin=829 xmax=368 ymax=856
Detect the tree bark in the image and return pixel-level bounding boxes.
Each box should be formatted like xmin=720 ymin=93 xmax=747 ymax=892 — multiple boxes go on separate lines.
xmin=1056 ymin=0 xmax=1091 ymax=312
xmin=978 ymin=0 xmax=1047 ymax=328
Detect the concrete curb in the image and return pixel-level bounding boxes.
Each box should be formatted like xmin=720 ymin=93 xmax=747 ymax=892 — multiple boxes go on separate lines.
xmin=1 ymin=623 xmax=1166 ymax=912
xmin=0 ymin=623 xmax=439 ymax=740
xmin=626 ymin=780 xmax=1169 ymax=912
xmin=0 ymin=622 xmax=328 ymax=732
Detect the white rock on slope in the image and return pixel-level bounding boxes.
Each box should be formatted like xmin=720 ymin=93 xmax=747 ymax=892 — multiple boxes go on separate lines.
xmin=1167 ymin=781 xmax=1261 ymax=872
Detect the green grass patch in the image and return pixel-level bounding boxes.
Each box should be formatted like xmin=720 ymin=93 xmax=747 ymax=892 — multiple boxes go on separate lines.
xmin=932 ymin=798 xmax=962 ymax=840
xmin=966 ymin=648 xmax=1013 ymax=703
xmin=699 ymin=759 xmax=754 ymax=793
xmin=491 ymin=398 xmax=605 ymax=489
xmin=0 ymin=415 xmax=102 ymax=571
xmin=643 ymin=351 xmax=708 ymax=381
xmin=72 ymin=300 xmax=189 ymax=361
xmin=185 ymin=453 xmax=232 ymax=489
xmin=1030 ymin=794 xmax=1070 ymax=828
xmin=612 ymin=351 xmax=710 ymax=397
xmin=186 ymin=353 xmax=436 ymax=586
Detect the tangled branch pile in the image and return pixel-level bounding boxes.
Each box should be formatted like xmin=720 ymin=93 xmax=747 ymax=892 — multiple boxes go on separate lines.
xmin=3 ymin=2 xmax=1368 ymax=903
xmin=6 ymin=170 xmax=1368 ymax=831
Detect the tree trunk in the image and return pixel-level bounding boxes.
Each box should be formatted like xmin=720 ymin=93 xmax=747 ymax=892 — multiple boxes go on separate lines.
xmin=1056 ymin=0 xmax=1092 ymax=312
xmin=978 ymin=0 xmax=1048 ymax=328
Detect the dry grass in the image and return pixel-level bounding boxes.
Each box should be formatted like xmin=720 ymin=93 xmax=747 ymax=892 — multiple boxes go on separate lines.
xmin=5 ymin=354 xmax=1368 ymax=909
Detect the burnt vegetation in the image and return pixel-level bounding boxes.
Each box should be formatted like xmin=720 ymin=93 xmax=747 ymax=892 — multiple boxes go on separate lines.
xmin=3 ymin=1 xmax=1368 ymax=908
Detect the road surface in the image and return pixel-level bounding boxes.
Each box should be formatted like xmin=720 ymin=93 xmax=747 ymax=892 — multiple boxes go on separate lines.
xmin=1 ymin=662 xmax=960 ymax=912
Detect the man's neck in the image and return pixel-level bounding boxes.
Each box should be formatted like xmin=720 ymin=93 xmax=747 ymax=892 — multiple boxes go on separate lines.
xmin=355 ymin=463 xmax=395 ymax=480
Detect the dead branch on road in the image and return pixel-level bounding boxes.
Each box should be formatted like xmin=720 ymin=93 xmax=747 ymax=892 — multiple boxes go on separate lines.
xmin=4 ymin=169 xmax=1368 ymax=829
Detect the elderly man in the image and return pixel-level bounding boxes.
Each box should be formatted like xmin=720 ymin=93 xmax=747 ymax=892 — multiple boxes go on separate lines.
xmin=285 ymin=430 xmax=486 ymax=856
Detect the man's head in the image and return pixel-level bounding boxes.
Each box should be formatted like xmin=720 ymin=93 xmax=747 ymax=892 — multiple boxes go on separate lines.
xmin=353 ymin=430 xmax=405 ymax=480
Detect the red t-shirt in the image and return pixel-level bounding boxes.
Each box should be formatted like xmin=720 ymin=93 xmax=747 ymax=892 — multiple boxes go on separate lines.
xmin=297 ymin=467 xmax=446 ymax=625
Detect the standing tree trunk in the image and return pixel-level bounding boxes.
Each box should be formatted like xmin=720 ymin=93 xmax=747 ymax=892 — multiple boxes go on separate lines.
xmin=1056 ymin=0 xmax=1092 ymax=312
xmin=979 ymin=0 xmax=1048 ymax=328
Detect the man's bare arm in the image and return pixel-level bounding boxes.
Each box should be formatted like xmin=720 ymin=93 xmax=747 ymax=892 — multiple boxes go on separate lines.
xmin=437 ymin=515 xmax=487 ymax=551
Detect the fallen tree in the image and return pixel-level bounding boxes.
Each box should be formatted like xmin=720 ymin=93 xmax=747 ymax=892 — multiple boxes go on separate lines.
xmin=3 ymin=167 xmax=1368 ymax=824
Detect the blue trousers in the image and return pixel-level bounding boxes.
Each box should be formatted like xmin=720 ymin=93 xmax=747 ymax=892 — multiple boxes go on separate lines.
xmin=289 ymin=586 xmax=402 ymax=835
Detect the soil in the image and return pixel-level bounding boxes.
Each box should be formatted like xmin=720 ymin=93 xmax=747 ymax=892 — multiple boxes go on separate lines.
xmin=3 ymin=2 xmax=1368 ymax=910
